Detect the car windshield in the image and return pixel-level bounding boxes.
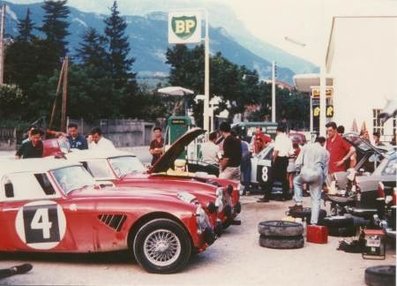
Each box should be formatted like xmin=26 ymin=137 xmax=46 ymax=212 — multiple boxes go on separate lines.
xmin=373 ymin=152 xmax=397 ymax=176
xmin=109 ymin=156 xmax=146 ymax=177
xmin=51 ymin=165 xmax=96 ymax=195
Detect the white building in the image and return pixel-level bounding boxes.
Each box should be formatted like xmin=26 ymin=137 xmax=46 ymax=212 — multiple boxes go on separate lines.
xmin=295 ymin=16 xmax=397 ymax=142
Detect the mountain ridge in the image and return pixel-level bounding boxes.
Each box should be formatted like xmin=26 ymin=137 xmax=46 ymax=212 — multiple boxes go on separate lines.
xmin=4 ymin=1 xmax=318 ymax=84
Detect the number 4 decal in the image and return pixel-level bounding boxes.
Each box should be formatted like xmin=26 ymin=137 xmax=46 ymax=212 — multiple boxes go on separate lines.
xmin=30 ymin=208 xmax=53 ymax=239
xmin=16 ymin=201 xmax=66 ymax=250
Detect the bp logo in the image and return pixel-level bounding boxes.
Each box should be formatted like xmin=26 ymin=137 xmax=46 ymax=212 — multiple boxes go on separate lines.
xmin=171 ymin=16 xmax=197 ymax=40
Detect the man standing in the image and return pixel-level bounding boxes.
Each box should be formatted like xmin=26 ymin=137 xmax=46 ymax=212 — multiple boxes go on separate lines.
xmin=201 ymin=131 xmax=219 ymax=165
xmin=15 ymin=129 xmax=43 ymax=159
xmin=258 ymin=123 xmax=292 ymax=202
xmin=66 ymin=123 xmax=88 ymax=150
xmin=88 ymin=127 xmax=116 ymax=150
xmin=218 ymin=122 xmax=242 ymax=180
xmin=325 ymin=122 xmax=356 ymax=174
xmin=289 ymin=136 xmax=329 ymax=225
xmin=149 ymin=127 xmax=164 ymax=166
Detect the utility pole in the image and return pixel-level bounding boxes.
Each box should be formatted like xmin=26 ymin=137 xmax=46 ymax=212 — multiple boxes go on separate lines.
xmin=0 ymin=4 xmax=6 ymax=85
xmin=271 ymin=61 xmax=276 ymax=122
xmin=61 ymin=56 xmax=68 ymax=132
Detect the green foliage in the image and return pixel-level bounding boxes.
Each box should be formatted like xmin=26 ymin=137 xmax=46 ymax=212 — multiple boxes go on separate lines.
xmin=166 ymin=44 xmax=309 ymax=128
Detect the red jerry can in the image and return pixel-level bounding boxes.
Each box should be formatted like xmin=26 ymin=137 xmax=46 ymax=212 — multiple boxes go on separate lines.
xmin=306 ymin=225 xmax=328 ymax=244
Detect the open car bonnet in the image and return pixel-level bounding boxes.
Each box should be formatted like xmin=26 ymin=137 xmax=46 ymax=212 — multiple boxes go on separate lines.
xmin=149 ymin=127 xmax=206 ymax=174
xmin=343 ymin=132 xmax=385 ymax=156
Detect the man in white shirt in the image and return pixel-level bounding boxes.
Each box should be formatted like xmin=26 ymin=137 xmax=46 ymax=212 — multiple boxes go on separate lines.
xmin=258 ymin=123 xmax=292 ymax=202
xmin=88 ymin=127 xmax=116 ymax=150
xmin=200 ymin=131 xmax=219 ymax=165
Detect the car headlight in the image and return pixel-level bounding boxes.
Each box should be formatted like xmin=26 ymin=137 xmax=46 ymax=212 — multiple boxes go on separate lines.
xmin=215 ymin=187 xmax=224 ymax=197
xmin=177 ymin=192 xmax=197 ymax=204
xmin=195 ymin=204 xmax=210 ymax=233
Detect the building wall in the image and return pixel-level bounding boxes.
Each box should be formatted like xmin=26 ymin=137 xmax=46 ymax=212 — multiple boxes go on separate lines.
xmin=328 ymin=17 xmax=397 ymax=140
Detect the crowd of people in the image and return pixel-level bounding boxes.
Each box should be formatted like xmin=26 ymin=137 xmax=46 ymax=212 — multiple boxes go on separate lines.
xmin=15 ymin=123 xmax=115 ymax=159
xmin=196 ymin=120 xmax=396 ymax=226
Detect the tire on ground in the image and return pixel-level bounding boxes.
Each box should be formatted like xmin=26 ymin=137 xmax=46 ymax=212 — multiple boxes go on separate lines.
xmin=328 ymin=225 xmax=357 ymax=237
xmin=321 ymin=216 xmax=354 ymax=228
xmin=133 ymin=218 xmax=192 ymax=274
xmin=306 ymin=209 xmax=327 ymax=225
xmin=258 ymin=220 xmax=304 ymax=237
xmin=365 ymin=265 xmax=396 ymax=286
xmin=259 ymin=235 xmax=304 ymax=249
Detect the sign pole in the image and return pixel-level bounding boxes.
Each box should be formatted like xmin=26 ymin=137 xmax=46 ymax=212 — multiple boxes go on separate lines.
xmin=203 ymin=10 xmax=210 ymax=132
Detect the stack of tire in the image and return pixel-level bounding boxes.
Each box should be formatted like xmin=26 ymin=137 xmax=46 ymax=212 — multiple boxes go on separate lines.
xmin=258 ymin=220 xmax=304 ymax=249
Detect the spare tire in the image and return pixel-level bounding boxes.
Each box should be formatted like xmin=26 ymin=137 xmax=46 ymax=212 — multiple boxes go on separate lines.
xmin=321 ymin=216 xmax=354 ymax=228
xmin=258 ymin=220 xmax=304 ymax=237
xmin=365 ymin=265 xmax=396 ymax=286
xmin=259 ymin=235 xmax=304 ymax=249
xmin=328 ymin=226 xmax=357 ymax=237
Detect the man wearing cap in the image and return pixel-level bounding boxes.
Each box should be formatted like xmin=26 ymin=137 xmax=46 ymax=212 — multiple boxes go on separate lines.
xmin=218 ymin=122 xmax=242 ymax=180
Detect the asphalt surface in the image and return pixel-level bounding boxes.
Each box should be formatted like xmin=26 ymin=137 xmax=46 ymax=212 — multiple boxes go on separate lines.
xmin=0 ymin=194 xmax=395 ymax=286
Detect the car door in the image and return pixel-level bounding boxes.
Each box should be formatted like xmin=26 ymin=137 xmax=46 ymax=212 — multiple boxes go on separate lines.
xmin=0 ymin=172 xmax=66 ymax=251
xmin=251 ymin=145 xmax=273 ymax=185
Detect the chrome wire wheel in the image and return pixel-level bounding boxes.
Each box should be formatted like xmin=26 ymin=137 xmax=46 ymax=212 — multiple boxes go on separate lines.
xmin=143 ymin=228 xmax=182 ymax=267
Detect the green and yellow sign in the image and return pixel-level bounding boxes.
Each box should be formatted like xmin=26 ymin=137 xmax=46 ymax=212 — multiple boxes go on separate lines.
xmin=168 ymin=11 xmax=202 ymax=44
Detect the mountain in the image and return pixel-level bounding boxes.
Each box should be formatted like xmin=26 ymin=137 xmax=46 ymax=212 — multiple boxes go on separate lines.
xmin=4 ymin=1 xmax=317 ymax=84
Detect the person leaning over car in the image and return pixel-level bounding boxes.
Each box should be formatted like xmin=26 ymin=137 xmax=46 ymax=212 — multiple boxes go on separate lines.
xmin=15 ymin=128 xmax=43 ymax=159
xmin=218 ymin=122 xmax=242 ymax=181
xmin=66 ymin=123 xmax=88 ymax=150
xmin=88 ymin=127 xmax=116 ymax=151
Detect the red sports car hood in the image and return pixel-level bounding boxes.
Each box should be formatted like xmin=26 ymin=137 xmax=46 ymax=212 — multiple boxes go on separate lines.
xmin=149 ymin=127 xmax=205 ymax=174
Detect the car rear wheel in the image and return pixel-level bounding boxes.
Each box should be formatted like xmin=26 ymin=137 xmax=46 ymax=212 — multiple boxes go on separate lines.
xmin=133 ymin=218 xmax=192 ymax=274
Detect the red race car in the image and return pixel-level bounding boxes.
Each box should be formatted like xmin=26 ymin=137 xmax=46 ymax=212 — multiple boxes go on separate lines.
xmin=64 ymin=128 xmax=241 ymax=229
xmin=0 ymin=159 xmax=215 ymax=274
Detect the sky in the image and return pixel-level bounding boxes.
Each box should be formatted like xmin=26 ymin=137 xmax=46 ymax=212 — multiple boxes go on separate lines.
xmin=6 ymin=0 xmax=397 ymax=64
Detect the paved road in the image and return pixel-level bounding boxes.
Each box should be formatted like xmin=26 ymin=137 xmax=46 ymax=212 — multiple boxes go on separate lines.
xmin=0 ymin=195 xmax=395 ymax=286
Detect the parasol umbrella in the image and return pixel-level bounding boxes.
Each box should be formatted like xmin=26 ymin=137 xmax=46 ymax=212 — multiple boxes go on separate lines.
xmin=351 ymin=118 xmax=359 ymax=132
xmin=157 ymin=86 xmax=195 ymax=115
xmin=157 ymin=86 xmax=194 ymax=96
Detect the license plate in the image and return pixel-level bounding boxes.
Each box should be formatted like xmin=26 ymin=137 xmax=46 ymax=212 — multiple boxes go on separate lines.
xmin=366 ymin=237 xmax=381 ymax=247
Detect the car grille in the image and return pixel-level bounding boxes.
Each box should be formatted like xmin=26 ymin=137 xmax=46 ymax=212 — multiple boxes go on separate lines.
xmin=98 ymin=214 xmax=127 ymax=231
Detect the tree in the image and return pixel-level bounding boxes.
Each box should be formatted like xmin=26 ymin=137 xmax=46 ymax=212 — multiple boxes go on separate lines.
xmin=16 ymin=8 xmax=35 ymax=42
xmin=75 ymin=27 xmax=109 ymax=71
xmin=104 ymin=1 xmax=137 ymax=90
xmin=38 ymin=0 xmax=70 ymax=76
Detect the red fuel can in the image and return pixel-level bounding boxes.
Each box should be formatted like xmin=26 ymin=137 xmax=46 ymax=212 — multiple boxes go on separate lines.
xmin=306 ymin=225 xmax=328 ymax=244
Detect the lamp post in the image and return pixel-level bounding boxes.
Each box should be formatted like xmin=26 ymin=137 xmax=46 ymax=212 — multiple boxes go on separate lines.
xmin=285 ymin=36 xmax=328 ymax=136
xmin=271 ymin=61 xmax=276 ymax=122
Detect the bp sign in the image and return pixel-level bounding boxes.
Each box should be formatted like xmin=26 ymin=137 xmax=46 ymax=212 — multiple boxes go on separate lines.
xmin=168 ymin=11 xmax=202 ymax=44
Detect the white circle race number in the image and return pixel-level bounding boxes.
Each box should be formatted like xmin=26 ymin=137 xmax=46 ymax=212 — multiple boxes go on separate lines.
xmin=15 ymin=201 xmax=66 ymax=250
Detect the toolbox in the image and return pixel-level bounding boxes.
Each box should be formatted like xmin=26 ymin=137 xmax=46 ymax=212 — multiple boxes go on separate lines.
xmin=362 ymin=229 xmax=386 ymax=260
xmin=306 ymin=225 xmax=328 ymax=244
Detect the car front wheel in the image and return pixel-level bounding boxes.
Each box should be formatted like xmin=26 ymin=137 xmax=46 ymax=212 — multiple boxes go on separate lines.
xmin=133 ymin=218 xmax=192 ymax=274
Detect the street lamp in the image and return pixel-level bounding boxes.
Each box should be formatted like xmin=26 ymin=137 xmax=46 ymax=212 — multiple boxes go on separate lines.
xmin=285 ymin=36 xmax=328 ymax=136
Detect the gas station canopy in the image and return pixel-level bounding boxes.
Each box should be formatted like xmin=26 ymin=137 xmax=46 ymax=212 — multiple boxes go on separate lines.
xmin=293 ymin=73 xmax=333 ymax=93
